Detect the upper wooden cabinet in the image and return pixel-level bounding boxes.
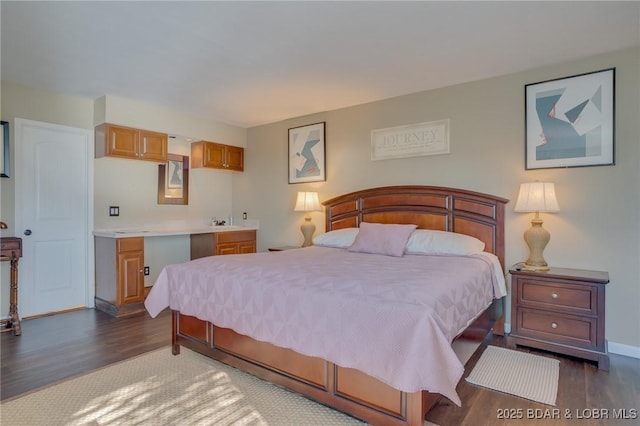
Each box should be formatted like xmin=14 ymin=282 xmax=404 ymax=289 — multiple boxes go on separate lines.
xmin=95 ymin=123 xmax=168 ymax=163
xmin=191 ymin=141 xmax=244 ymax=172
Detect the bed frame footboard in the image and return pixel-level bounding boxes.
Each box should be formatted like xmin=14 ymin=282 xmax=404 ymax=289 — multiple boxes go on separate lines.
xmin=172 ymin=310 xmax=435 ymax=426
xmin=171 ymin=300 xmax=504 ymax=426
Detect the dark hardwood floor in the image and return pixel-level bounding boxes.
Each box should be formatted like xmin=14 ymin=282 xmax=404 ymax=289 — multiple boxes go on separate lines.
xmin=428 ymin=335 xmax=639 ymax=426
xmin=1 ymin=309 xmax=638 ymax=426
xmin=1 ymin=308 xmax=171 ymax=401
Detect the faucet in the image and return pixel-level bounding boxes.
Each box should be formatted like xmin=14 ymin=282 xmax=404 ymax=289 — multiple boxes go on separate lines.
xmin=210 ymin=217 xmax=226 ymax=226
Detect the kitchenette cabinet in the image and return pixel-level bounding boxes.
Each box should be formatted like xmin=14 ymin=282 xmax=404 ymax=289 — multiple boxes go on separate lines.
xmin=191 ymin=140 xmax=244 ymax=171
xmin=95 ymin=236 xmax=145 ymax=317
xmin=95 ymin=123 xmax=168 ymax=162
xmin=190 ymin=229 xmax=256 ymax=259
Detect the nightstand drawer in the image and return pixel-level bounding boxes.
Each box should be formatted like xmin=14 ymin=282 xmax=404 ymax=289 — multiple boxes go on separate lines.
xmin=519 ymin=280 xmax=597 ymax=315
xmin=518 ymin=308 xmax=597 ymax=348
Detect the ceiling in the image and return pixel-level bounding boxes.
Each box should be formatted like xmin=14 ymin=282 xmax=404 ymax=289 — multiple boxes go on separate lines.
xmin=2 ymin=1 xmax=639 ymax=128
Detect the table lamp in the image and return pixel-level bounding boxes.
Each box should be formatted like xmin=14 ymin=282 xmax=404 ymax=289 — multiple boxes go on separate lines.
xmin=294 ymin=191 xmax=321 ymax=247
xmin=514 ymin=182 xmax=560 ymax=271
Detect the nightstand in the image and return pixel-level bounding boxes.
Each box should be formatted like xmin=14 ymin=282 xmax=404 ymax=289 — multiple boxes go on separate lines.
xmin=268 ymin=246 xmax=300 ymax=252
xmin=508 ymin=267 xmax=610 ymax=370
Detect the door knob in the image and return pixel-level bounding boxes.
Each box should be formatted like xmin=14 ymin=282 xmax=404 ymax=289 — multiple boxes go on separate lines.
xmin=23 ymin=229 xmax=32 ymax=236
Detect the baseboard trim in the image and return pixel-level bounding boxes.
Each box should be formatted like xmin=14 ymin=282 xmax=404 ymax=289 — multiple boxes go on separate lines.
xmin=505 ymin=322 xmax=639 ymax=359
xmin=608 ymin=341 xmax=640 ymax=359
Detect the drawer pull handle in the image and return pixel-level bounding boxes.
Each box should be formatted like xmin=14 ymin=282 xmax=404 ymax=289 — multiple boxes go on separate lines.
xmin=551 ymin=322 xmax=558 ymax=329
xmin=551 ymin=293 xmax=559 ymax=299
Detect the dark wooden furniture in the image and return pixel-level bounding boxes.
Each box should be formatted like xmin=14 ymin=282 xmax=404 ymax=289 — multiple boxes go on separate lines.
xmin=267 ymin=245 xmax=300 ymax=252
xmin=508 ymin=267 xmax=610 ymax=370
xmin=190 ymin=229 xmax=256 ymax=259
xmin=1 ymin=237 xmax=23 ymax=335
xmin=171 ymin=185 xmax=508 ymax=426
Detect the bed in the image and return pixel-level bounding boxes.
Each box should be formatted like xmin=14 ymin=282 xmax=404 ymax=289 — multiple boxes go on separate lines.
xmin=145 ymin=185 xmax=508 ymax=426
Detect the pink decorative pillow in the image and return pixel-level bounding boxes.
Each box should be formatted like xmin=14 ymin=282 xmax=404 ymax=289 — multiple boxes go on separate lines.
xmin=347 ymin=222 xmax=417 ymax=257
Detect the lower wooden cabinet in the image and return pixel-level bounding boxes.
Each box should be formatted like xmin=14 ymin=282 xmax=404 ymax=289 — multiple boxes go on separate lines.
xmin=95 ymin=236 xmax=146 ymax=317
xmin=190 ymin=230 xmax=257 ymax=259
xmin=116 ymin=238 xmax=145 ymax=305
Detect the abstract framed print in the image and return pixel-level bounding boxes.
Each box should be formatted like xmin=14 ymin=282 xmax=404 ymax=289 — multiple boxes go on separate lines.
xmin=288 ymin=122 xmax=326 ymax=184
xmin=525 ymin=68 xmax=614 ymax=169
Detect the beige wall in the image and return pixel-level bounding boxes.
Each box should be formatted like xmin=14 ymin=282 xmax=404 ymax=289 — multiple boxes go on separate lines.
xmin=96 ymin=94 xmax=246 ymax=148
xmin=236 ymin=47 xmax=640 ymax=350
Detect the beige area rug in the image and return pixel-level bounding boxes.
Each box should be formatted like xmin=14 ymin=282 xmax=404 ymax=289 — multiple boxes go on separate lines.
xmin=465 ymin=345 xmax=560 ymax=406
xmin=1 ymin=347 xmax=439 ymax=426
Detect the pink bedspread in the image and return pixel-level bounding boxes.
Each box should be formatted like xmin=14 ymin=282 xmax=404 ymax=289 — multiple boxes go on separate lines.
xmin=145 ymin=246 xmax=505 ymax=406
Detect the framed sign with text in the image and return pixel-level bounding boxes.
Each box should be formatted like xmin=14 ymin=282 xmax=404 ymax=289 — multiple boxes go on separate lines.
xmin=371 ymin=119 xmax=450 ymax=161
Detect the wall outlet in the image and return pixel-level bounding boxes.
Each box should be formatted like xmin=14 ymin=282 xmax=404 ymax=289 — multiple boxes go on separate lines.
xmin=144 ymin=266 xmax=150 ymax=276
xmin=109 ymin=206 xmax=120 ymax=216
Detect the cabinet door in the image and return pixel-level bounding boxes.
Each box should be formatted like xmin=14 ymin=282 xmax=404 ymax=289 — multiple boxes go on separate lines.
xmin=216 ymin=243 xmax=239 ymax=256
xmin=139 ymin=130 xmax=168 ymax=162
xmin=226 ymin=145 xmax=244 ymax=171
xmin=238 ymin=241 xmax=256 ymax=254
xmin=203 ymin=143 xmax=226 ymax=168
xmin=106 ymin=125 xmax=138 ymax=159
xmin=117 ymin=250 xmax=144 ymax=304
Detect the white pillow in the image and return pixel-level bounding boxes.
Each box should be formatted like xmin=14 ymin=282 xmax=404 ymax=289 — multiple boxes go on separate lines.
xmin=312 ymin=228 xmax=359 ymax=248
xmin=405 ymin=229 xmax=485 ymax=255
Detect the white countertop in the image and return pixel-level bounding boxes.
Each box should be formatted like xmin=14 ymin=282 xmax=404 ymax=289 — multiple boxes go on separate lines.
xmin=93 ymin=220 xmax=259 ymax=238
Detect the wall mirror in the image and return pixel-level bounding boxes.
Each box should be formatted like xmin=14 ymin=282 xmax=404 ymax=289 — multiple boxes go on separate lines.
xmin=158 ymin=154 xmax=189 ymax=205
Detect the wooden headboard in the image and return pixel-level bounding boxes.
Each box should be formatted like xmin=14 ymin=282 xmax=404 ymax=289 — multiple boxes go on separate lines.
xmin=322 ymin=185 xmax=509 ymax=268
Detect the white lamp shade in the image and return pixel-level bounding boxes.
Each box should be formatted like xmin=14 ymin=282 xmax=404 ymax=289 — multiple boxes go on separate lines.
xmin=294 ymin=191 xmax=321 ymax=212
xmin=514 ymin=182 xmax=560 ymax=213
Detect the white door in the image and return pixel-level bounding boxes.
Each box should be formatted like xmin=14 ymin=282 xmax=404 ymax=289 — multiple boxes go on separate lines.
xmin=15 ymin=119 xmax=94 ymax=317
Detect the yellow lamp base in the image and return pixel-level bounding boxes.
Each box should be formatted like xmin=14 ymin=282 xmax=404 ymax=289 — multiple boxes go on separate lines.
xmin=521 ymin=263 xmax=550 ymax=272
xmin=300 ymin=217 xmax=316 ymax=247
xmin=522 ymin=216 xmax=551 ymax=272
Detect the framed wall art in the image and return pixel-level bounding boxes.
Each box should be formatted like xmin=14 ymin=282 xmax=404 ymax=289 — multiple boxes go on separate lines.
xmin=288 ymin=122 xmax=326 ymax=184
xmin=1 ymin=121 xmax=9 ymax=177
xmin=525 ymin=68 xmax=615 ymax=170
xmin=158 ymin=154 xmax=189 ymax=205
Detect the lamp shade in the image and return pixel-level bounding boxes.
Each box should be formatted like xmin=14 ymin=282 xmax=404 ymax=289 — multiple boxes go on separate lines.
xmin=514 ymin=182 xmax=560 ymax=213
xmin=294 ymin=191 xmax=321 ymax=212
